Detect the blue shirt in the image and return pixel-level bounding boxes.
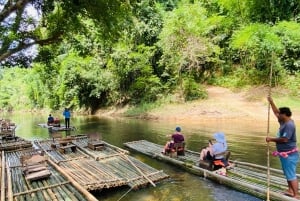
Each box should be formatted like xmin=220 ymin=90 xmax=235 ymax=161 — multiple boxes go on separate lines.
xmin=63 ymin=110 xmax=71 ymax=118
xmin=276 ymin=120 xmax=297 ymax=152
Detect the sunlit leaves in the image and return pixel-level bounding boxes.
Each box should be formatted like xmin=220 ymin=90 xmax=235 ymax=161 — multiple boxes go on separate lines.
xmin=231 ymin=24 xmax=283 ymax=54
xmin=158 ymin=2 xmax=221 ymax=82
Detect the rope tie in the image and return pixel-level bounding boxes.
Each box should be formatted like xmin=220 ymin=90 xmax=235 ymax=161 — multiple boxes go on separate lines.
xmin=272 ymin=148 xmax=298 ymax=158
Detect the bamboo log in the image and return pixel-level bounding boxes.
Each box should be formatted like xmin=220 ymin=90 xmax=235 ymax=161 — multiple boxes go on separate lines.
xmin=57 ymin=156 xmax=88 ymax=164
xmin=47 ymin=158 xmax=98 ymax=201
xmin=120 ymin=153 xmax=156 ymax=187
xmin=233 ymin=160 xmax=300 ymax=178
xmin=13 ymin=181 xmax=70 ymax=197
xmin=6 ymin=164 xmax=13 ymax=201
xmin=1 ymin=151 xmax=5 ymax=201
xmin=103 ymin=141 xmax=129 ymax=154
xmin=35 ymin=180 xmax=51 ymax=201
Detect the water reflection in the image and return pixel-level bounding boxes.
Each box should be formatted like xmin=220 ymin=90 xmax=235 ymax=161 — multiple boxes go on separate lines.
xmin=2 ymin=112 xmax=295 ymax=201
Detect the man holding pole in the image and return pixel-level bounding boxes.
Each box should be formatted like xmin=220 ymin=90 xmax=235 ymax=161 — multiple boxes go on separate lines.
xmin=266 ymin=96 xmax=299 ymax=198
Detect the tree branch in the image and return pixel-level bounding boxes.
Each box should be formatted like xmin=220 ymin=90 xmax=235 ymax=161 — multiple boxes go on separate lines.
xmin=0 ymin=33 xmax=63 ymax=62
xmin=0 ymin=0 xmax=31 ymax=22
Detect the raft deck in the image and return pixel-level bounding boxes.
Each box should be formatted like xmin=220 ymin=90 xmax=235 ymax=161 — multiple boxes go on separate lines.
xmin=34 ymin=136 xmax=169 ymax=191
xmin=0 ymin=136 xmax=32 ymax=151
xmin=38 ymin=123 xmax=76 ymax=131
xmin=124 ymin=140 xmax=300 ymax=201
xmin=3 ymin=148 xmax=97 ymax=201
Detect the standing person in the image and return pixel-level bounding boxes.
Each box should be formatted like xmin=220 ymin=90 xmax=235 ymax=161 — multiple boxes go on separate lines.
xmin=162 ymin=126 xmax=185 ymax=154
xmin=266 ymin=96 xmax=299 ymax=198
xmin=63 ymin=108 xmax=71 ymax=128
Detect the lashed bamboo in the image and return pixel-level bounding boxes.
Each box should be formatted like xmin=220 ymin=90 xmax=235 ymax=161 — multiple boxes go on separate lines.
xmin=5 ymin=148 xmax=97 ymax=201
xmin=76 ymin=138 xmax=167 ymax=188
xmin=119 ymin=153 xmax=156 ymax=187
xmin=57 ymin=156 xmax=88 ymax=164
xmin=47 ymin=158 xmax=98 ymax=201
xmin=13 ymin=181 xmax=70 ymax=197
xmin=35 ymin=136 xmax=168 ymax=191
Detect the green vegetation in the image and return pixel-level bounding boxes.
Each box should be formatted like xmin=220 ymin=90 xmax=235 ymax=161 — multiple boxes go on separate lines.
xmin=1 ymin=0 xmax=300 ymax=114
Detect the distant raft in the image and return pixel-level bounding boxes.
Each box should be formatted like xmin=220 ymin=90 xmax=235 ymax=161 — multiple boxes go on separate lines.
xmin=38 ymin=123 xmax=76 ymax=131
xmin=0 ymin=135 xmax=32 ymax=151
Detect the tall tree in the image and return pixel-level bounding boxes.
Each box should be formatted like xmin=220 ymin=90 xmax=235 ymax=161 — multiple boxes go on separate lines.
xmin=0 ymin=0 xmax=134 ymax=66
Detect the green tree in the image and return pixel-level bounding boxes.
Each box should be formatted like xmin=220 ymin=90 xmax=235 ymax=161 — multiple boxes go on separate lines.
xmin=158 ymin=1 xmax=222 ymax=99
xmin=0 ymin=0 xmax=134 ymax=65
xmin=216 ymin=0 xmax=300 ymax=23
xmin=230 ymin=23 xmax=284 ymax=84
xmin=273 ymin=21 xmax=300 ymax=73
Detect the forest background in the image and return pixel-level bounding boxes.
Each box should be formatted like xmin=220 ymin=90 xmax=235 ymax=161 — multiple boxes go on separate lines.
xmin=1 ymin=0 xmax=300 ymax=118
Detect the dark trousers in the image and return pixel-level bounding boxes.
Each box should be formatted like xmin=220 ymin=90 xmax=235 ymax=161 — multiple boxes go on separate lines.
xmin=65 ymin=118 xmax=70 ymax=128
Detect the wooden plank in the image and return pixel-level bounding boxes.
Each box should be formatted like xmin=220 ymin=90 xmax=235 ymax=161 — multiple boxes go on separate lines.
xmin=58 ymin=144 xmax=77 ymax=154
xmin=24 ymin=166 xmax=47 ymax=174
xmin=25 ymin=169 xmax=51 ymax=181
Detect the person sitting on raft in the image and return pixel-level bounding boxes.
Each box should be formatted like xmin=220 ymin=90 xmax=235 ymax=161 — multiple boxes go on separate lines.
xmin=199 ymin=132 xmax=229 ymax=170
xmin=47 ymin=114 xmax=54 ymax=125
xmin=162 ymin=126 xmax=185 ymax=155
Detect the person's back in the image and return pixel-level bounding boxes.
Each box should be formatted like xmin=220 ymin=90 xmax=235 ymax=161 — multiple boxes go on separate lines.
xmin=199 ymin=132 xmax=229 ymax=170
xmin=172 ymin=133 xmax=184 ymax=143
xmin=211 ymin=132 xmax=227 ymax=159
xmin=63 ymin=109 xmax=71 ymax=118
xmin=47 ymin=114 xmax=54 ymax=124
xmin=171 ymin=126 xmax=184 ymax=143
xmin=63 ymin=108 xmax=71 ymax=128
xmin=162 ymin=126 xmax=185 ymax=155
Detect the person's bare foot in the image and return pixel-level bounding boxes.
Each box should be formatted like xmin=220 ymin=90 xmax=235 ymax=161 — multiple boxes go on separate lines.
xmin=283 ymin=190 xmax=294 ymax=197
xmin=292 ymin=195 xmax=300 ymax=200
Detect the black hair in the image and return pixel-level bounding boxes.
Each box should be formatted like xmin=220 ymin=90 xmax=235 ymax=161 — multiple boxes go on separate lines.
xmin=279 ymin=107 xmax=292 ymax=117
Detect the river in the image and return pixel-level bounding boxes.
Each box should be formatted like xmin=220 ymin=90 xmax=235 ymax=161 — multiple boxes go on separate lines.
xmin=2 ymin=112 xmax=298 ymax=201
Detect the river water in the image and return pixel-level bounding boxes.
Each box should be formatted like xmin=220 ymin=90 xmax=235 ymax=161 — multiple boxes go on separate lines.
xmin=3 ymin=112 xmax=299 ymax=201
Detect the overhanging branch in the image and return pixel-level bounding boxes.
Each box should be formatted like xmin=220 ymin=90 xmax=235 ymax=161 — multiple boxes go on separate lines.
xmin=0 ymin=33 xmax=63 ymax=62
xmin=0 ymin=0 xmax=31 ymax=22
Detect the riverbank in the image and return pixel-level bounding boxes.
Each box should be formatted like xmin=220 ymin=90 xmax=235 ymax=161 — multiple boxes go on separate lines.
xmin=97 ymin=85 xmax=300 ymax=122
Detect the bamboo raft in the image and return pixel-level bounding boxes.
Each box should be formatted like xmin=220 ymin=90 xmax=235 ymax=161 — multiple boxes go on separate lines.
xmin=0 ymin=136 xmax=32 ymax=151
xmin=0 ymin=119 xmax=16 ymax=136
xmin=124 ymin=140 xmax=300 ymax=201
xmin=38 ymin=123 xmax=76 ymax=132
xmin=3 ymin=148 xmax=98 ymax=201
xmin=34 ymin=136 xmax=169 ymax=191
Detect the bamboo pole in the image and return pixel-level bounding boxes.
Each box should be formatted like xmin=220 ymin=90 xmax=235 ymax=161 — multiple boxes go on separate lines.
xmin=6 ymin=164 xmax=13 ymax=201
xmin=1 ymin=151 xmax=5 ymax=201
xmin=266 ymin=53 xmax=274 ymax=201
xmin=13 ymin=181 xmax=69 ymax=197
xmin=47 ymin=158 xmax=98 ymax=201
xmin=120 ymin=153 xmax=156 ymax=187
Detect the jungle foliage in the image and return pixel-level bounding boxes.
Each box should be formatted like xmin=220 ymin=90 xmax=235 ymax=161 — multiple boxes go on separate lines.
xmin=1 ymin=0 xmax=300 ymax=113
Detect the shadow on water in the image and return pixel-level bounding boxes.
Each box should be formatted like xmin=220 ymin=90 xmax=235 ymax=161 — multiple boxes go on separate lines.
xmin=3 ymin=113 xmax=295 ymax=201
